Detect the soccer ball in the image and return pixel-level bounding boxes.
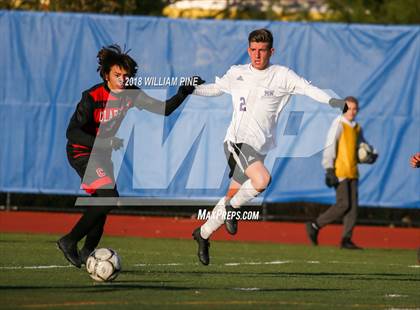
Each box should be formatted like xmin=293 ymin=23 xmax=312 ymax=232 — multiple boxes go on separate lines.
xmin=86 ymin=248 xmax=121 ymax=282
xmin=358 ymin=142 xmax=374 ymax=163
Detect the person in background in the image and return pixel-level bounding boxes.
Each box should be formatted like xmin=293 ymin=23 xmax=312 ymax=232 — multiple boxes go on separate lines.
xmin=306 ymin=96 xmax=377 ymax=249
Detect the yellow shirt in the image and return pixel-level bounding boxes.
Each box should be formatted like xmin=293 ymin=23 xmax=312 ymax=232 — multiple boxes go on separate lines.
xmin=335 ymin=121 xmax=360 ymax=179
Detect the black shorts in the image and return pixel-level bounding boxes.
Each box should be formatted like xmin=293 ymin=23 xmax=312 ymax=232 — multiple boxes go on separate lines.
xmin=67 ymin=147 xmax=115 ymax=194
xmin=224 ymin=141 xmax=265 ymax=184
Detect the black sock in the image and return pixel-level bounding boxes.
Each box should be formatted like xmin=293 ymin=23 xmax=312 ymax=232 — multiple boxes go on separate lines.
xmin=83 ymin=214 xmax=107 ymax=250
xmin=67 ymin=206 xmax=112 ymax=242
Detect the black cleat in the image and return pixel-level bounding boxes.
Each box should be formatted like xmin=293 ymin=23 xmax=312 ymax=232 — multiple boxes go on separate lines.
xmin=340 ymin=238 xmax=363 ymax=250
xmin=305 ymin=222 xmax=319 ymax=246
xmin=224 ymin=204 xmax=239 ymax=235
xmin=57 ymin=236 xmax=81 ymax=268
xmin=192 ymin=227 xmax=210 ymax=265
xmin=80 ymin=247 xmax=94 ymax=265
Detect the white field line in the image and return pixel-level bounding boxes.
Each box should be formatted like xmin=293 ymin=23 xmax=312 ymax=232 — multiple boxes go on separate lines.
xmin=233 ymin=287 xmax=261 ymax=291
xmin=328 ymin=260 xmax=418 ymax=267
xmin=0 ymin=265 xmax=72 ymax=270
xmin=384 ymin=294 xmax=408 ymax=298
xmin=135 ymin=260 xmax=292 ymax=267
xmin=2 ymin=260 xmax=419 ymax=269
xmin=134 ymin=263 xmax=182 ymax=267
xmin=225 ymin=260 xmax=291 ymax=266
xmin=133 ymin=260 xmax=418 ymax=268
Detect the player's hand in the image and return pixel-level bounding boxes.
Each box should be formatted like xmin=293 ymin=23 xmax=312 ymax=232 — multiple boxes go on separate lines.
xmin=179 ymin=76 xmax=205 ymax=95
xmin=325 ymin=168 xmax=339 ymax=188
xmin=329 ymin=98 xmax=348 ymax=113
xmin=110 ymin=137 xmax=124 ymax=150
xmin=410 ymin=153 xmax=420 ymax=168
xmin=95 ymin=137 xmax=124 ymax=150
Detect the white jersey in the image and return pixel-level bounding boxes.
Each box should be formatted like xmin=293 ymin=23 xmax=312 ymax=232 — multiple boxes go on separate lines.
xmin=194 ymin=64 xmax=332 ymax=154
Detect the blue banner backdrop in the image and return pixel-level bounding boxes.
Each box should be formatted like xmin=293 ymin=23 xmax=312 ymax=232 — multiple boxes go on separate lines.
xmin=0 ymin=11 xmax=419 ymax=207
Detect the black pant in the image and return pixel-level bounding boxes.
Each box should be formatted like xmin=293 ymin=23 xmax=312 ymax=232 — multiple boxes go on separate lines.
xmin=316 ymin=179 xmax=358 ymax=240
xmin=66 ymin=150 xmax=118 ymax=250
xmin=67 ymin=189 xmax=118 ymax=249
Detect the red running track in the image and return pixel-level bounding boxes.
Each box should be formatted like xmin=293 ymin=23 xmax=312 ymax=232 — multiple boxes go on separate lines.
xmin=1 ymin=211 xmax=419 ymax=249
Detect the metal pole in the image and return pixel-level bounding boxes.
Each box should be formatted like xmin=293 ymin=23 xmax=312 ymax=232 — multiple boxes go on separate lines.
xmin=6 ymin=192 xmax=11 ymax=211
xmin=262 ymin=202 xmax=268 ymax=221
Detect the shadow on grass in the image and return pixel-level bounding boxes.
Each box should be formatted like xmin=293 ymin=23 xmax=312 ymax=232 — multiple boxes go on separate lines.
xmin=0 ymin=284 xmax=347 ymax=294
xmin=124 ymin=269 xmax=420 ymax=282
xmin=0 ymin=284 xmax=193 ymax=293
xmin=0 ymin=239 xmax=27 ymax=243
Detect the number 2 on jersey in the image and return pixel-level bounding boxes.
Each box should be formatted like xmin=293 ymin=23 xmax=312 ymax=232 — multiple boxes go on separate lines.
xmin=239 ymin=97 xmax=246 ymax=111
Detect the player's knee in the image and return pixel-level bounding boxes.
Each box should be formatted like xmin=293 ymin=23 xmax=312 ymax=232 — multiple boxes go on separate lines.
xmin=251 ymin=173 xmax=271 ymax=192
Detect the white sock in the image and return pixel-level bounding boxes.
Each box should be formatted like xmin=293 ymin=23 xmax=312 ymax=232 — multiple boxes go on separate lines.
xmin=200 ymin=197 xmax=226 ymax=239
xmin=229 ymin=179 xmax=260 ymax=209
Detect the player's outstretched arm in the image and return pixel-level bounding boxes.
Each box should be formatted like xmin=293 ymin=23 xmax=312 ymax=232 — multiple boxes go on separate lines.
xmin=285 ymin=69 xmax=348 ymax=113
xmin=134 ymin=76 xmax=204 ymax=116
xmin=193 ymin=68 xmax=235 ymax=97
xmin=193 ymin=83 xmax=224 ymax=97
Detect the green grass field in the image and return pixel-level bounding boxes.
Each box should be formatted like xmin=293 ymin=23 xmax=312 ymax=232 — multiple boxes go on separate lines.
xmin=1 ymin=233 xmax=419 ymax=309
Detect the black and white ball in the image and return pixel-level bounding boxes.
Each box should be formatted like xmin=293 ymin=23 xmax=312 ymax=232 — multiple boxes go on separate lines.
xmin=358 ymin=142 xmax=375 ymax=163
xmin=86 ymin=248 xmax=121 ymax=282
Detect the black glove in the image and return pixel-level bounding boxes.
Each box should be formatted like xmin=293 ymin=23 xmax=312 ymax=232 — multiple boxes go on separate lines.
xmin=325 ymin=168 xmax=339 ymax=188
xmin=364 ymin=152 xmax=378 ymax=164
xmin=178 ymin=76 xmax=205 ymax=96
xmin=329 ymin=98 xmax=348 ymax=113
xmin=95 ymin=137 xmax=124 ymax=150
xmin=110 ymin=137 xmax=124 ymax=150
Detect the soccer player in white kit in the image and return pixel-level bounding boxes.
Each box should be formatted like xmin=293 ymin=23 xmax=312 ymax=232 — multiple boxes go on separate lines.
xmin=192 ymin=29 xmax=347 ymax=265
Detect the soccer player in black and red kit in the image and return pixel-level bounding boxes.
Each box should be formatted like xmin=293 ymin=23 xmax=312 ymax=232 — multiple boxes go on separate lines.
xmin=57 ymin=45 xmax=203 ymax=268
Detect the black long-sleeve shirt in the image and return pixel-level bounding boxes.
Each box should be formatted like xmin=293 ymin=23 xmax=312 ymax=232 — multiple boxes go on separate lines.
xmin=66 ymin=82 xmax=188 ymax=158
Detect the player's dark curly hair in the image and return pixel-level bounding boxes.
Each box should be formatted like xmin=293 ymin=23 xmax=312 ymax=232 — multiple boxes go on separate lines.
xmin=248 ymin=29 xmax=273 ymax=49
xmin=97 ymin=44 xmax=138 ymax=81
